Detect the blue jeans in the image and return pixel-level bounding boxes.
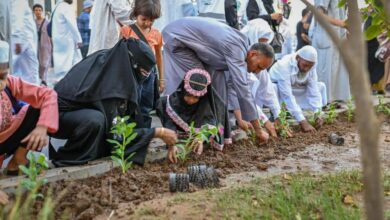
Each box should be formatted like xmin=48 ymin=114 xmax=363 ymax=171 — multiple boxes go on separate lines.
xmin=139 ymin=69 xmax=156 ymax=128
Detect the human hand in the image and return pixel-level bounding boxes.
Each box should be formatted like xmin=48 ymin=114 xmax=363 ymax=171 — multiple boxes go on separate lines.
xmin=0 ymin=191 xmax=9 ymax=205
xmin=156 ymin=128 xmax=178 ymax=146
xmin=192 ymin=139 xmax=203 ymax=155
xmin=271 ymin=13 xmax=283 ymax=21
xmin=255 ymin=128 xmax=269 ymax=144
xmin=21 ymin=125 xmax=48 ymax=151
xmin=159 ymin=80 xmax=165 ymax=93
xmin=300 ymin=120 xmax=316 ymax=133
xmin=264 ymin=120 xmax=278 ymax=138
xmin=77 ymin=42 xmax=83 ymax=49
xmin=167 ymin=145 xmax=178 ymax=163
xmin=15 ymin=43 xmax=22 ymax=55
xmin=237 ymin=120 xmax=253 ymax=131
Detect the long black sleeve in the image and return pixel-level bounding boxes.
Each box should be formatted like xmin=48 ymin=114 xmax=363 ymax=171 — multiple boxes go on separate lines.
xmin=246 ymin=0 xmax=272 ymax=23
xmin=224 ymin=0 xmax=239 ymax=29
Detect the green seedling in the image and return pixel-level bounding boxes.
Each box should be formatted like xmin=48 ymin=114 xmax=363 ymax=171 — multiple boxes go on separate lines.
xmin=376 ymin=95 xmax=390 ymax=116
xmin=107 ymin=116 xmax=137 ymax=174
xmin=275 ymin=103 xmax=290 ymax=139
xmin=308 ymin=109 xmax=321 ymax=127
xmin=19 ymin=152 xmax=49 ymax=198
xmin=325 ymin=103 xmax=338 ymax=124
xmin=347 ymin=97 xmax=355 ymax=122
xmin=176 ymin=122 xmax=219 ymax=162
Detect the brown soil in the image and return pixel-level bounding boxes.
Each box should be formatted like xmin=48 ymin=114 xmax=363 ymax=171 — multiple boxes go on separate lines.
xmin=35 ymin=115 xmax=359 ymax=219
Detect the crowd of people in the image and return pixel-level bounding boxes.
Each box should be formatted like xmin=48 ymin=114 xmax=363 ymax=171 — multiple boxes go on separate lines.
xmin=0 ymin=0 xmax=389 ymax=191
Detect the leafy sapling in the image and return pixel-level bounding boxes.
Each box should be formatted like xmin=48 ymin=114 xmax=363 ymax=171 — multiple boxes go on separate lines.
xmin=347 ymin=97 xmax=355 ymax=122
xmin=308 ymin=109 xmax=322 ymax=127
xmin=275 ymin=103 xmax=291 ymax=139
xmin=176 ymin=122 xmax=219 ymax=162
xmin=376 ymin=95 xmax=390 ymax=116
xmin=325 ymin=103 xmax=338 ymax=124
xmin=107 ymin=116 xmax=137 ymax=174
xmin=19 ymin=152 xmax=49 ymax=198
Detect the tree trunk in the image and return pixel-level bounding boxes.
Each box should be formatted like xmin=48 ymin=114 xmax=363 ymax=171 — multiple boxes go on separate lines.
xmin=301 ymin=0 xmax=384 ymax=219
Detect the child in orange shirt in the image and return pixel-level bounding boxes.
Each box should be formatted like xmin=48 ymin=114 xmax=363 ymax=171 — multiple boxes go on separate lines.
xmin=121 ymin=0 xmax=163 ymax=128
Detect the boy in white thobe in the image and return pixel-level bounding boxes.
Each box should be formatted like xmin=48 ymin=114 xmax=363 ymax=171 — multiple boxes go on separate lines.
xmin=270 ymin=46 xmax=327 ymax=132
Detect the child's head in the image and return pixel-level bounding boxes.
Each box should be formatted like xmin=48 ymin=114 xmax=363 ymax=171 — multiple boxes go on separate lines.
xmin=130 ymin=0 xmax=161 ymax=29
xmin=182 ymin=69 xmax=211 ymax=105
xmin=0 ymin=41 xmax=9 ymax=91
xmin=301 ymin=7 xmax=310 ymax=18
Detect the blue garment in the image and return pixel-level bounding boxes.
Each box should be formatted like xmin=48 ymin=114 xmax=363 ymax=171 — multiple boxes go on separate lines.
xmin=139 ymin=69 xmax=157 ymax=128
xmin=77 ymin=11 xmax=91 ymax=46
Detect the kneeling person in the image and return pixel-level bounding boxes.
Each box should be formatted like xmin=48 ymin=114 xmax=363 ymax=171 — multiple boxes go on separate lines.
xmin=50 ymin=39 xmax=177 ymax=167
xmin=269 ymin=46 xmax=327 ymax=132
xmin=0 ymin=40 xmax=58 ymax=175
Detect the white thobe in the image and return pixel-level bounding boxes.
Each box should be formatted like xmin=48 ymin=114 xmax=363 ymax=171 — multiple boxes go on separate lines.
xmin=52 ymin=1 xmax=82 ymax=81
xmin=309 ymin=0 xmax=350 ymax=101
xmin=10 ymin=0 xmax=39 ymax=85
xmin=249 ymin=71 xmax=281 ymax=122
xmin=240 ymin=18 xmax=274 ymax=45
xmin=155 ymin=0 xmax=196 ymax=31
xmin=88 ymin=0 xmax=132 ymax=55
xmin=269 ymin=53 xmax=325 ymax=122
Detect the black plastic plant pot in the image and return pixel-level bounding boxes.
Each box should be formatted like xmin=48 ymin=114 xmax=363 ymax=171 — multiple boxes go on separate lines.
xmin=187 ymin=165 xmax=219 ymax=188
xmin=169 ymin=173 xmax=190 ymax=192
xmin=187 ymin=165 xmax=207 ymax=182
xmin=328 ymin=133 xmax=345 ymax=146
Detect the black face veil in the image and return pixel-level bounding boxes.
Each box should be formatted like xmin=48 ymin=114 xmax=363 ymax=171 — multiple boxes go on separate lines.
xmin=55 ymin=38 xmax=156 ymax=112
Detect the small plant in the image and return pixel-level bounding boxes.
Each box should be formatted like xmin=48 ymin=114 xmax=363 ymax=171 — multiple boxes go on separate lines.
xmin=376 ymin=95 xmax=390 ymax=116
xmin=346 ymin=97 xmax=355 ymax=122
xmin=308 ymin=109 xmax=322 ymax=127
xmin=107 ymin=116 xmax=137 ymax=174
xmin=324 ymin=103 xmax=338 ymax=124
xmin=19 ymin=152 xmax=49 ymax=198
xmin=176 ymin=122 xmax=219 ymax=162
xmin=275 ymin=103 xmax=290 ymax=138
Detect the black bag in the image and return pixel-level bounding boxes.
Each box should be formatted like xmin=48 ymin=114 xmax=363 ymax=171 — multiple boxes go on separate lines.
xmin=271 ymin=31 xmax=284 ymax=54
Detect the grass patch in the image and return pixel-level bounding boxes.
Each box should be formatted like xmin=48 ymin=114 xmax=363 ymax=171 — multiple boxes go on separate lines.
xmin=214 ymin=171 xmax=365 ymax=220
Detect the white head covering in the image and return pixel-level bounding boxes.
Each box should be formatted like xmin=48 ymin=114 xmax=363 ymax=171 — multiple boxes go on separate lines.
xmin=0 ymin=40 xmax=9 ymax=64
xmin=297 ymin=45 xmax=317 ymax=63
xmin=83 ymin=0 xmax=93 ymax=9
xmin=241 ymin=18 xmax=274 ymax=45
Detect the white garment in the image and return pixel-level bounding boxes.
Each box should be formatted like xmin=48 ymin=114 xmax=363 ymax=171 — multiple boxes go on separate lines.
xmin=237 ymin=0 xmax=249 ymax=24
xmin=249 ymin=71 xmax=281 ymax=122
xmin=88 ymin=0 xmax=132 ymax=55
xmin=52 ymin=1 xmax=82 ymax=81
xmin=270 ymin=53 xmax=324 ymax=122
xmin=10 ymin=0 xmax=39 ymax=84
xmin=310 ymin=0 xmax=350 ymax=101
xmin=197 ymin=0 xmax=224 ymax=14
xmin=155 ymin=0 xmax=195 ymax=30
xmin=241 ymin=18 xmax=274 ymax=45
xmin=275 ymin=19 xmax=294 ymax=60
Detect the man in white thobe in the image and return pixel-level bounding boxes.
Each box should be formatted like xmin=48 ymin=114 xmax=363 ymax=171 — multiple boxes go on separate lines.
xmin=309 ymin=0 xmax=350 ymax=102
xmin=52 ymin=0 xmax=82 ymax=82
xmin=10 ymin=0 xmax=39 ymax=85
xmin=88 ymin=0 xmax=133 ymax=55
xmin=0 ymin=1 xmax=11 ymax=72
xmin=270 ymin=46 xmax=327 ymax=132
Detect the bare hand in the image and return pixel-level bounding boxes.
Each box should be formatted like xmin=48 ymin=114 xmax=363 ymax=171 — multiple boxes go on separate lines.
xmin=271 ymin=13 xmax=283 ymax=21
xmin=237 ymin=120 xmax=253 ymax=131
xmin=315 ymin=118 xmax=324 ymax=130
xmin=255 ymin=128 xmax=269 ymax=145
xmin=15 ymin=43 xmax=22 ymax=55
xmin=264 ymin=120 xmax=278 ymax=138
xmin=159 ymin=80 xmax=165 ymax=93
xmin=193 ymin=140 xmax=203 ymax=155
xmin=77 ymin=43 xmax=83 ymax=49
xmin=21 ymin=125 xmax=48 ymax=151
xmin=300 ymin=120 xmax=316 ymax=133
xmin=156 ymin=128 xmax=178 ymax=146
xmin=168 ymin=145 xmax=178 ymax=163
xmin=274 ymin=119 xmax=293 ymax=137
xmin=0 ymin=191 xmax=8 ymax=205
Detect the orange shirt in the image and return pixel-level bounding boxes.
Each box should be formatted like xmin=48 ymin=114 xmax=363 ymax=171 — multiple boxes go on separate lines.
xmin=0 ymin=76 xmax=59 ymax=143
xmin=120 ymin=25 xmax=163 ymax=55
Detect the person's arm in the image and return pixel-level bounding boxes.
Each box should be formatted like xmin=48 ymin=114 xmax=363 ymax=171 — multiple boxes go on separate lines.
xmin=305 ymin=70 xmax=323 ymax=112
xmin=9 ymin=76 xmax=59 ymax=133
xmin=155 ymin=33 xmax=164 ymax=92
xmin=108 ymin=0 xmax=132 ymax=24
xmin=301 ymin=33 xmax=311 ymax=44
xmin=257 ymin=72 xmax=281 ymax=119
xmin=63 ymin=6 xmax=82 ymax=46
xmin=10 ymin=0 xmax=27 ymax=54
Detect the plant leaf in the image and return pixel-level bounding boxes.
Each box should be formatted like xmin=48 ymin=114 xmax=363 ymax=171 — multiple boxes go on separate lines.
xmin=364 ymin=24 xmax=382 ymax=40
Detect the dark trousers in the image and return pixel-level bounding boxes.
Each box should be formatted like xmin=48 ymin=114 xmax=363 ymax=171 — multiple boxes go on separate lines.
xmin=225 ymin=0 xmax=239 ymax=29
xmin=139 ymin=70 xmax=157 ymax=128
xmin=80 ymin=45 xmax=89 ymax=58
xmin=0 ymin=107 xmax=40 ymax=155
xmin=49 ymin=109 xmax=106 ymax=167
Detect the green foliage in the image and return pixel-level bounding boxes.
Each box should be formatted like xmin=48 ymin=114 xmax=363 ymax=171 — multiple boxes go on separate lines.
xmin=308 ymin=109 xmax=322 ymax=127
xmin=19 ymin=152 xmax=49 ymax=199
xmin=325 ymin=103 xmax=338 ymax=124
xmin=376 ymin=95 xmax=390 ymax=115
xmin=107 ymin=116 xmax=137 ymax=174
xmin=176 ymin=122 xmax=219 ymax=162
xmin=359 ymin=0 xmax=390 ymax=40
xmin=275 ymin=103 xmax=290 ymax=139
xmin=347 ymin=97 xmax=355 ymax=122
